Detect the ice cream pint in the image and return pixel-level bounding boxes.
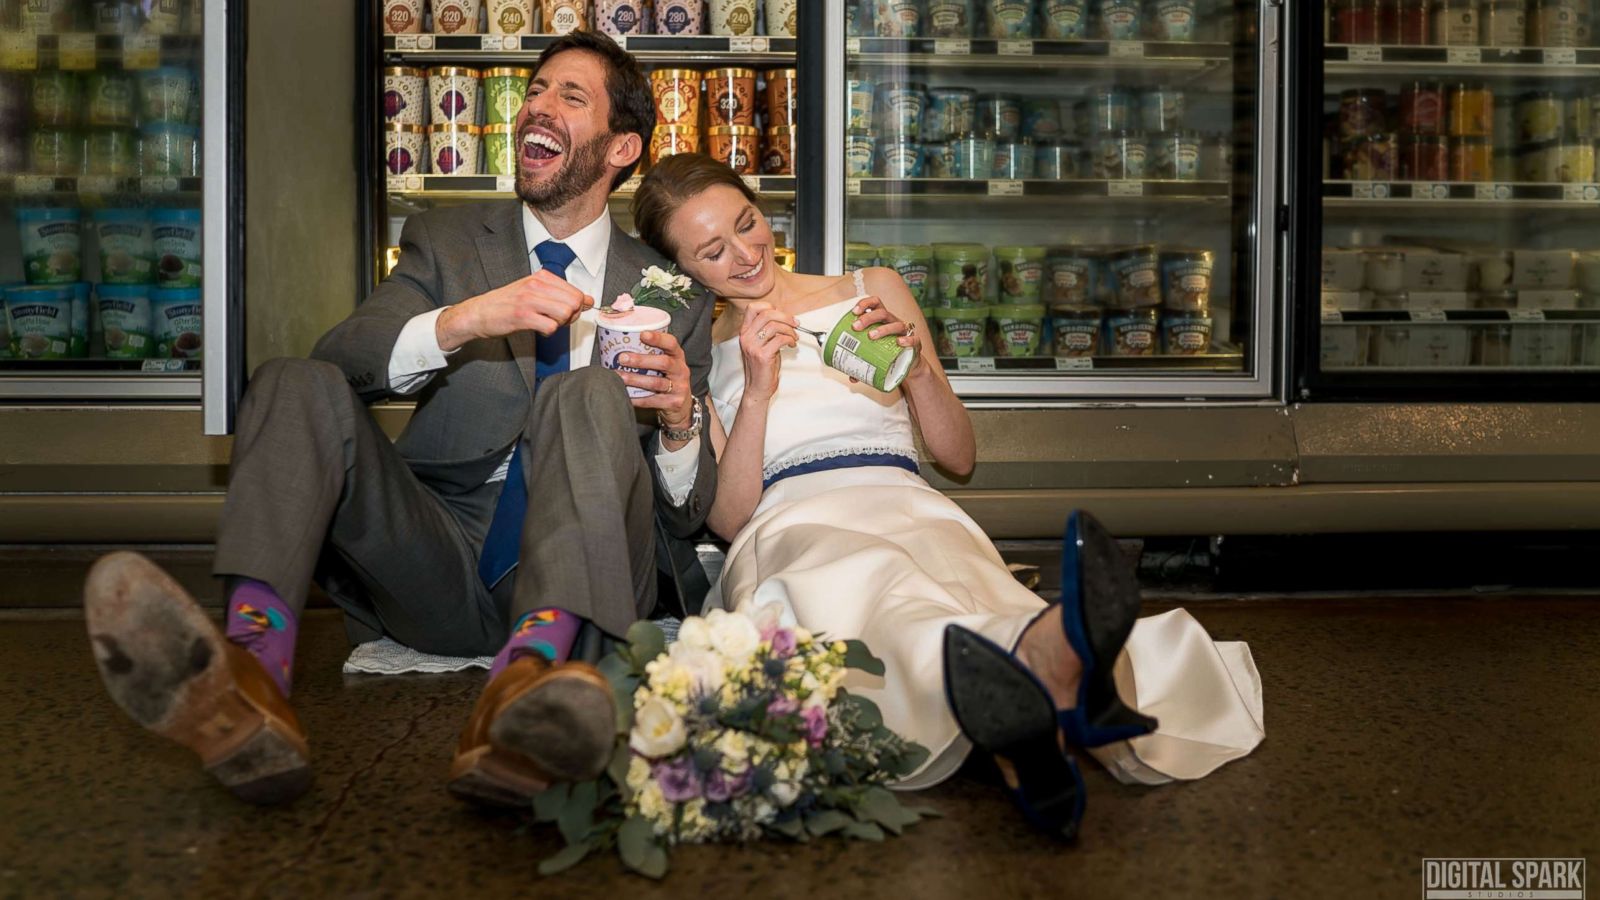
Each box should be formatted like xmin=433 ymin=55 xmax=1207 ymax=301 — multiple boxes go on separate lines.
xmin=651 ymin=69 xmax=702 ymax=126
xmin=765 ymin=0 xmax=798 ymax=35
xmin=5 ymin=285 xmax=74 ymax=359
xmin=17 ymin=207 xmax=82 ymax=285
xmin=95 ymin=208 xmax=154 ymax=285
xmin=822 ymin=305 xmax=918 ymax=392
xmin=482 ymin=67 xmax=531 ymax=127
xmin=709 ymin=0 xmax=758 ymax=36
xmin=598 ymin=301 xmax=674 ymax=399
xmin=541 ymin=0 xmax=587 ymax=33
xmin=151 ymin=208 xmax=202 ymax=288
xmin=151 ymin=287 xmax=203 ymax=359
xmin=386 ymin=123 xmax=427 ymax=175
xmin=383 ymin=0 xmax=423 ymax=33
xmin=97 ymin=284 xmax=153 ymax=359
xmin=433 ymin=0 xmax=482 ymax=34
xmin=487 ymin=0 xmax=534 ymax=34
xmin=935 ymin=306 xmax=988 ymax=357
xmin=655 ymin=0 xmax=705 ymax=35
xmin=595 ymin=0 xmax=647 ymax=34
xmin=989 ymin=304 xmax=1045 ymax=357
xmin=429 ymin=67 xmax=481 ymax=126
xmin=430 ymin=122 xmax=482 ymax=175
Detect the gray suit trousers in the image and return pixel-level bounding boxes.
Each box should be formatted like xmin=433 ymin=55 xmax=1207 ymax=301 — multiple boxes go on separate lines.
xmin=212 ymin=358 xmax=656 ymax=657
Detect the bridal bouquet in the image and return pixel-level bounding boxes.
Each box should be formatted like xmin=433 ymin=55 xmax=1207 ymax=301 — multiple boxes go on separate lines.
xmin=533 ymin=607 xmax=935 ymax=879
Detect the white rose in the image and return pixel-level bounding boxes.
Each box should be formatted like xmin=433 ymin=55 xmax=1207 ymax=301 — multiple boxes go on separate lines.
xmin=770 ymin=782 xmax=800 ymax=807
xmin=630 ymin=697 xmax=687 ymax=758
xmin=643 ymin=266 xmax=672 ymax=288
xmin=706 ymin=609 xmax=761 ymax=663
xmin=668 ymin=643 xmax=726 ymax=694
xmin=675 ymin=615 xmax=713 ymax=651
xmin=675 ymin=274 xmax=693 ymax=290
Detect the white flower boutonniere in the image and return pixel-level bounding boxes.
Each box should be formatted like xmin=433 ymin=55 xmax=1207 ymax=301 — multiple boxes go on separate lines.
xmin=613 ymin=265 xmax=695 ymax=312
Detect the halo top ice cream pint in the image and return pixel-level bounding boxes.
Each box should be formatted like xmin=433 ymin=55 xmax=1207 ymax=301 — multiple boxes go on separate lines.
xmin=598 ymin=296 xmax=674 ymax=399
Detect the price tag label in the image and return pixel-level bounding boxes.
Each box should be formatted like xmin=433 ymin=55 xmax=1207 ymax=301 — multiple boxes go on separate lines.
xmin=1054 ymin=357 xmax=1094 ymax=371
xmin=1321 ymin=308 xmax=1344 ymax=323
xmin=611 ymin=35 xmax=628 ymax=50
xmin=1412 ymin=182 xmax=1449 ymax=200
xmin=957 ymin=357 xmax=997 ymax=372
xmin=1108 ymin=180 xmax=1145 ymax=197
xmin=846 ymin=178 xmax=863 ymax=196
xmin=417 ymin=34 xmax=435 ymax=49
xmin=78 ymin=175 xmax=117 ymax=194
xmin=998 ymin=40 xmax=1033 ymax=56
xmin=59 ymin=33 xmax=98 ymax=70
xmin=494 ymin=175 xmax=514 ymax=193
xmin=123 ymin=33 xmax=160 ymax=69
xmin=729 ymin=36 xmax=754 ymax=53
xmin=479 ymin=34 xmax=517 ymax=51
xmin=140 ymin=176 xmax=179 ymax=194
xmin=1510 ymin=309 xmax=1547 ymax=321
xmin=404 ymin=174 xmax=424 ymax=191
xmin=847 ymin=37 xmax=861 ymax=54
xmin=394 ymin=35 xmax=418 ymax=51
xmin=141 ymin=359 xmax=186 ymax=373
xmin=15 ymin=175 xmax=55 ymax=194
xmin=0 ymin=32 xmax=38 ymax=70
xmin=1446 ymin=47 xmax=1481 ymax=65
xmin=386 ymin=176 xmax=406 ymax=192
xmin=988 ymin=179 xmax=1024 ymax=197
xmin=1545 ymin=48 xmax=1578 ymax=66
xmin=1350 ymin=181 xmax=1390 ymax=199
xmin=1109 ymin=40 xmax=1144 ymax=58
xmin=934 ymin=39 xmax=970 ymax=55
xmin=1348 ymin=45 xmax=1383 ymax=63
xmin=1563 ymin=183 xmax=1600 ymax=202
xmin=1475 ymin=182 xmax=1512 ymax=201
xmin=1412 ymin=309 xmax=1448 ymax=322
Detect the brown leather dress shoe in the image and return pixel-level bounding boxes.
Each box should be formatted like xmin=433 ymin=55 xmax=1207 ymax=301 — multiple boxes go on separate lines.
xmin=448 ymin=654 xmax=616 ymax=809
xmin=84 ymin=552 xmax=312 ymax=805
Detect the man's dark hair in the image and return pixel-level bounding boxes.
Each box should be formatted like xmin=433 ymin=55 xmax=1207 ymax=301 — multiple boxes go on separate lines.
xmin=535 ymin=30 xmax=656 ymax=189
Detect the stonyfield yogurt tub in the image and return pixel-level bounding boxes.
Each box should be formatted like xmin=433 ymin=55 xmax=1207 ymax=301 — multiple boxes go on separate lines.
xmin=988 ymin=304 xmax=1045 ymax=357
xmin=152 ymin=287 xmax=203 ymax=358
xmin=97 ymin=284 xmax=153 ymax=359
xmin=5 ymin=285 xmax=74 ymax=359
xmin=18 ymin=207 xmax=82 ymax=285
xmin=151 ymin=208 xmax=202 ymax=287
xmin=934 ymin=305 xmax=988 ymax=357
xmin=597 ymin=298 xmax=673 ymax=399
xmin=95 ymin=208 xmax=154 ymax=285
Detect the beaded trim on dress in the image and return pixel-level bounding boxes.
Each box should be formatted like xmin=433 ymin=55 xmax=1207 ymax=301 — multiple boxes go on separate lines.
xmin=761 ymin=445 xmax=918 ymax=483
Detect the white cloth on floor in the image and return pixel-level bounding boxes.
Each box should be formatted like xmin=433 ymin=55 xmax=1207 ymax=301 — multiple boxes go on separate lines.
xmin=342 ymin=637 xmax=493 ymax=675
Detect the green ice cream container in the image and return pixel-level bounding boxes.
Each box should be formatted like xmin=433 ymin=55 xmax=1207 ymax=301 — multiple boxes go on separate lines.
xmin=482 ymin=67 xmax=532 ymax=126
xmin=934 ymin=242 xmax=988 ymax=307
xmin=845 ymin=241 xmax=878 ymax=272
xmin=822 ymin=306 xmax=919 ymax=392
xmin=483 ymin=124 xmax=517 ymax=176
xmin=877 ymin=243 xmax=933 ymax=304
xmin=988 ymin=303 xmax=1045 ymax=357
xmin=994 ymin=246 xmax=1047 ymax=303
xmin=934 ymin=304 xmax=988 ymax=357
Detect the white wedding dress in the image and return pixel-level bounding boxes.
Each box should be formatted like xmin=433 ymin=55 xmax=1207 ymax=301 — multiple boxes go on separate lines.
xmin=707 ymin=276 xmax=1265 ymax=790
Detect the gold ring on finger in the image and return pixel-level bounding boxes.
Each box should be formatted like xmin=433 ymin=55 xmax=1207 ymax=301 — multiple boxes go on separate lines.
xmin=757 ymin=328 xmax=769 ymax=339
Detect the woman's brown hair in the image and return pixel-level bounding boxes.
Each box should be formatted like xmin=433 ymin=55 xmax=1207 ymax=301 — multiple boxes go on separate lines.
xmin=631 ymin=153 xmax=760 ymax=261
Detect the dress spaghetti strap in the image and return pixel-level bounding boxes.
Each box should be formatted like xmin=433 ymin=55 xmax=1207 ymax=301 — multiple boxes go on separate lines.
xmin=853 ymin=267 xmax=867 ymax=296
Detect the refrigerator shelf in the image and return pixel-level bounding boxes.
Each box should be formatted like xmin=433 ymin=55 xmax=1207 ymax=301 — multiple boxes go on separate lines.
xmin=384 ymin=173 xmax=795 ymax=203
xmin=383 ymin=33 xmax=795 ymax=65
xmin=848 ymin=177 xmax=1230 ymax=200
xmin=942 ymin=352 xmax=1246 ymax=373
xmin=847 ymin=37 xmax=1230 ymax=75
xmin=1323 ymin=309 xmax=1600 ymax=323
xmin=0 ymin=359 xmax=200 ymax=372
xmin=1325 ymin=43 xmax=1600 ymax=79
xmin=0 ymin=31 xmax=199 ymax=70
xmin=0 ymin=174 xmax=201 ymax=200
xmin=1324 ymin=180 xmax=1600 ymax=210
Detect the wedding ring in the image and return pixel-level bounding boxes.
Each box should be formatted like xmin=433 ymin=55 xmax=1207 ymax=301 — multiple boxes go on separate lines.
xmin=665 ymin=378 xmax=674 ymax=394
xmin=757 ymin=328 xmax=769 ymax=339
xmin=905 ymin=322 xmax=917 ymax=339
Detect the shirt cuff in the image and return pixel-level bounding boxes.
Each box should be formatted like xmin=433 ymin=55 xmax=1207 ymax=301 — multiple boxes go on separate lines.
xmin=387 ymin=306 xmax=457 ymax=395
xmin=654 ymin=435 xmax=701 ymax=507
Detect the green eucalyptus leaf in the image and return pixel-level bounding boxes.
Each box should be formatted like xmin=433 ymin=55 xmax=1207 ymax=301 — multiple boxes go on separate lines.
xmin=624 ymin=621 xmax=666 ymax=673
xmin=617 ymin=816 xmax=658 ymax=874
xmin=558 ymin=780 xmax=599 ymax=845
xmin=842 ymin=639 xmax=886 ymax=676
xmin=597 ymin=653 xmax=631 ymax=687
xmin=532 ymin=783 xmax=570 ymax=823
xmin=804 ymin=809 xmax=852 ymax=837
xmin=607 ymin=743 xmax=633 ymax=790
xmin=637 ymin=843 xmax=669 ymax=880
xmin=841 ymin=821 xmax=885 ymax=842
xmin=768 ymin=817 xmax=806 ymax=840
xmin=537 ymin=839 xmax=596 ymax=876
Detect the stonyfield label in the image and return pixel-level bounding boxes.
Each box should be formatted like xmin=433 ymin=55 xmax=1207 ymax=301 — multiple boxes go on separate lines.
xmin=155 ymin=301 xmax=203 ymax=358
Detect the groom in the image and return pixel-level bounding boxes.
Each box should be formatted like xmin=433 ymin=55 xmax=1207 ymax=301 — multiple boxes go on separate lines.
xmin=83 ymin=31 xmax=715 ymax=807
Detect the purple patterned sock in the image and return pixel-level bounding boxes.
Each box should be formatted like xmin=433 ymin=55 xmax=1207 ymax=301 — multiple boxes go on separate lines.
xmin=488 ymin=608 xmax=582 ymax=679
xmin=224 ymin=578 xmax=298 ymax=697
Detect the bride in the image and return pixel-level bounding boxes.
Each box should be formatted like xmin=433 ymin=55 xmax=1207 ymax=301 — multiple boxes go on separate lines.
xmin=629 ymin=154 xmax=1264 ymax=838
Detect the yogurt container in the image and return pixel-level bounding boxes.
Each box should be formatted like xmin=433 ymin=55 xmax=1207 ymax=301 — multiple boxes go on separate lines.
xmin=1164 ymin=313 xmax=1213 ymax=355
xmin=878 ymin=82 xmax=927 ymax=141
xmin=1160 ymin=248 xmax=1214 ymax=310
xmin=383 ymin=67 xmax=427 ymax=128
xmin=822 ymin=305 xmax=919 ymax=391
xmin=846 ymin=131 xmax=877 ymax=177
xmin=386 ymin=123 xmax=427 ymax=175
xmin=483 ymin=124 xmax=518 ymax=176
xmin=934 ymin=306 xmax=988 ymax=357
xmin=18 ymin=208 xmax=82 ymax=285
xmin=595 ymin=0 xmax=648 ymax=35
xmin=655 ymin=0 xmax=706 ymax=34
xmin=935 ymin=243 xmax=989 ymax=306
xmin=86 ymin=128 xmax=139 ymax=176
xmin=432 ymin=0 xmax=483 ymax=33
xmin=597 ymin=302 xmax=673 ymax=398
xmin=995 ymin=246 xmax=1047 ymax=302
xmin=1050 ymin=306 xmax=1101 ymax=357
xmin=986 ymin=0 xmax=1037 ymax=38
xmin=96 ymin=284 xmax=154 ymax=359
xmin=1098 ymin=0 xmax=1142 ymax=39
xmin=151 ymin=208 xmax=202 ymax=287
xmin=95 ymin=209 xmax=155 ymax=285
xmin=926 ymin=0 xmax=976 ymax=36
xmin=988 ymin=304 xmax=1045 ymax=357
xmin=430 ymin=122 xmax=482 ymax=175
xmin=1104 ymin=307 xmax=1159 ymax=356
xmin=140 ymin=67 xmax=197 ymax=124
xmin=845 ymin=242 xmax=878 ymax=272
xmin=878 ymin=244 xmax=934 ymax=304
xmin=872 ymin=0 xmax=923 ymax=36
xmin=151 ymin=287 xmax=203 ymax=359
xmin=5 ymin=285 xmax=74 ymax=359
xmin=1047 ymin=250 xmax=1096 ymax=306
xmin=429 ymin=67 xmax=481 ymax=127
xmin=482 ymin=67 xmax=532 ymax=127
xmin=926 ymin=88 xmax=976 ymax=141
xmin=1107 ymin=244 xmax=1161 ymax=308
xmin=488 ymin=0 xmax=536 ymax=33
xmin=1041 ymin=0 xmax=1089 ymax=38
xmin=141 ymin=122 xmax=198 ymax=177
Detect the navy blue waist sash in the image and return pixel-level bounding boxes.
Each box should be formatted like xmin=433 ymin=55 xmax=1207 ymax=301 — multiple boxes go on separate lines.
xmin=762 ymin=452 xmax=920 ymax=490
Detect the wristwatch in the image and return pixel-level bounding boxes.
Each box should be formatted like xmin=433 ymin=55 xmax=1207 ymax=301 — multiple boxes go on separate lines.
xmin=658 ymin=396 xmax=702 ymax=443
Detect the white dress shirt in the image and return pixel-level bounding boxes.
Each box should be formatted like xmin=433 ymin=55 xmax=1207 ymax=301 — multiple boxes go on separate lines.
xmin=386 ymin=205 xmax=701 ymax=504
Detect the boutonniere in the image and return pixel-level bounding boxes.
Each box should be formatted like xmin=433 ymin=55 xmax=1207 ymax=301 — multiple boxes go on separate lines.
xmin=608 ymin=265 xmax=695 ymax=313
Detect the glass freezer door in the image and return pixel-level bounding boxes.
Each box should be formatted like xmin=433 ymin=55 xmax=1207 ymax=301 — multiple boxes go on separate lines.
xmin=825 ymin=0 xmax=1282 ymax=400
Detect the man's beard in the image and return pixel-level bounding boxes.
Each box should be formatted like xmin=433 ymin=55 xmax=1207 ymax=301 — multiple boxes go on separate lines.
xmin=516 ymin=129 xmax=612 ymax=211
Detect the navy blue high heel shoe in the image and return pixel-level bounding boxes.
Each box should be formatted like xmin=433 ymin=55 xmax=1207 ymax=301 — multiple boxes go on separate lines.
xmin=1055 ymin=510 xmax=1158 ymax=748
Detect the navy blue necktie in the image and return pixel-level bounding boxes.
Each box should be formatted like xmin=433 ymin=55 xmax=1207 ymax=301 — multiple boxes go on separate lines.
xmin=478 ymin=239 xmax=579 ymax=589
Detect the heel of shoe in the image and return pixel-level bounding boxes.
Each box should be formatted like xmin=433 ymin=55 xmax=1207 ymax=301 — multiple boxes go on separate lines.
xmin=943 ymin=626 xmax=1085 ymax=841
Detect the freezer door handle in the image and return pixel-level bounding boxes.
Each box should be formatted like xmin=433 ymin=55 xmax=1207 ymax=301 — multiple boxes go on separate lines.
xmin=202 ymin=0 xmax=245 ymax=435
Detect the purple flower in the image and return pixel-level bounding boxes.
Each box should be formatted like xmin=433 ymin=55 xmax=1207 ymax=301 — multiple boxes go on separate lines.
xmin=653 ymin=756 xmax=702 ymax=803
xmin=704 ymin=767 xmax=751 ymax=803
xmin=766 ymin=696 xmax=800 ymax=718
xmin=802 ymin=705 xmax=829 ymax=748
xmin=768 ymin=628 xmax=797 ymax=659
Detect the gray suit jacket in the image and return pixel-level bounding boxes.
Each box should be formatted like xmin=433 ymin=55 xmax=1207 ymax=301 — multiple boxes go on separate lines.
xmin=310 ymin=201 xmax=717 ymax=595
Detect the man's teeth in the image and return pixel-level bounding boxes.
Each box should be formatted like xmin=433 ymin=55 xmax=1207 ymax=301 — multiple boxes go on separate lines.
xmin=523 ymin=133 xmax=563 ymax=153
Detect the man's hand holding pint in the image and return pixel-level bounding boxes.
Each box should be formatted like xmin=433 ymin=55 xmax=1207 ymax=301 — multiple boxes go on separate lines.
xmin=434 ymin=269 xmax=594 ymax=352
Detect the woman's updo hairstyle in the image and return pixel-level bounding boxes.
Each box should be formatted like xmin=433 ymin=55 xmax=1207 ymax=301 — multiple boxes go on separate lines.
xmin=632 ymin=153 xmax=761 ymax=261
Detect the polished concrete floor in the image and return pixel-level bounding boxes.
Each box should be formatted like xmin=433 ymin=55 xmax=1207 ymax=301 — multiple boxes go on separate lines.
xmin=4 ymin=595 xmax=1598 ymax=899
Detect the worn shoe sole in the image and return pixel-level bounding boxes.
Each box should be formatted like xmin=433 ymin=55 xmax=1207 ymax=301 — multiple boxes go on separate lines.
xmin=448 ymin=667 xmax=615 ymax=809
xmin=83 ymin=552 xmax=312 ymax=805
